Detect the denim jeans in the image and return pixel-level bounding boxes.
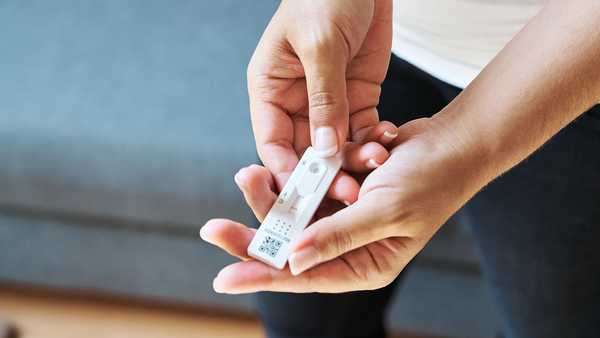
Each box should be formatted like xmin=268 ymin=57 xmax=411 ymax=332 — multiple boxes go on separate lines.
xmin=257 ymin=55 xmax=600 ymax=338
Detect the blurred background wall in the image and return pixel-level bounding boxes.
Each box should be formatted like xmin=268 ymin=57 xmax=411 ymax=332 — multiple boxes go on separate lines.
xmin=0 ymin=1 xmax=499 ymax=337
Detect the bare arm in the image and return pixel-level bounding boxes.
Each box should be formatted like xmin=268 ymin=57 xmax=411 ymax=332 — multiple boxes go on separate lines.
xmin=434 ymin=0 xmax=600 ymax=187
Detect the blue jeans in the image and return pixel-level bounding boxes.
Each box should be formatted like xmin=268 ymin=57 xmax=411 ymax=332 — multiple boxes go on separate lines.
xmin=257 ymin=55 xmax=600 ymax=338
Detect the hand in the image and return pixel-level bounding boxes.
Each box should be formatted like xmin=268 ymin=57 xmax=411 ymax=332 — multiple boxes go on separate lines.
xmin=201 ymin=118 xmax=488 ymax=293
xmin=248 ymin=0 xmax=395 ymax=205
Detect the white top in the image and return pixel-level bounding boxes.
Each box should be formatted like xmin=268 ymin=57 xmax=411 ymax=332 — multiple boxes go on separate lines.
xmin=392 ymin=0 xmax=546 ymax=88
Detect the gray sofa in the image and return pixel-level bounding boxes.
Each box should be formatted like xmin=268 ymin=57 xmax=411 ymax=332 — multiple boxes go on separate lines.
xmin=0 ymin=1 xmax=499 ymax=337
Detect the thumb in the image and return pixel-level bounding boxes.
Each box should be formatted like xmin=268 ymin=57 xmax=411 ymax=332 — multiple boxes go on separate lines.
xmin=294 ymin=30 xmax=350 ymax=158
xmin=288 ymin=194 xmax=392 ymax=276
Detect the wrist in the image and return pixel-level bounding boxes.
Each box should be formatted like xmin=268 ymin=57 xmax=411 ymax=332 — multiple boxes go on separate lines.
xmin=423 ymin=111 xmax=498 ymax=195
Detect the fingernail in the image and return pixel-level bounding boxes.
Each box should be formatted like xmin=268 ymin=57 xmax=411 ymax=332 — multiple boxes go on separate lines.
xmin=213 ymin=277 xmax=225 ymax=294
xmin=382 ymin=130 xmax=398 ymax=141
xmin=314 ymin=127 xmax=338 ymax=158
xmin=343 ymin=200 xmax=351 ymax=206
xmin=234 ymin=171 xmax=245 ymax=188
xmin=367 ymin=159 xmax=381 ymax=169
xmin=199 ymin=226 xmax=215 ymax=244
xmin=289 ymin=246 xmax=321 ymax=276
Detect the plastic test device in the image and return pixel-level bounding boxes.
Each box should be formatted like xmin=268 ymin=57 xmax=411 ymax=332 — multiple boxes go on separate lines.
xmin=247 ymin=147 xmax=342 ymax=269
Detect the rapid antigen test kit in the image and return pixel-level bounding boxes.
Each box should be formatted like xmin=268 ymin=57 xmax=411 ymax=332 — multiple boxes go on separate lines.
xmin=247 ymin=147 xmax=342 ymax=269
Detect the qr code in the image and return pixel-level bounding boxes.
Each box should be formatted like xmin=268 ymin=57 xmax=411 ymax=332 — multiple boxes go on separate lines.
xmin=258 ymin=236 xmax=283 ymax=257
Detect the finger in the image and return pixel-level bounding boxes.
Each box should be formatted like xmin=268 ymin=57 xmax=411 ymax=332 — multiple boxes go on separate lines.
xmin=388 ymin=117 xmax=432 ymax=149
xmin=212 ymin=254 xmax=361 ymax=294
xmin=249 ymin=100 xmax=299 ymax=190
xmin=247 ymin=30 xmax=305 ymax=190
xmin=346 ymin=81 xmax=381 ymax=143
xmin=200 ymin=219 xmax=256 ymax=260
xmin=235 ymin=163 xmax=358 ymax=218
xmin=291 ymin=114 xmax=312 ymax=156
xmin=290 ymin=27 xmax=349 ymax=158
xmin=355 ymin=120 xmax=399 ymax=145
xmin=342 ymin=141 xmax=389 ymax=173
xmin=235 ymin=164 xmax=278 ymax=221
xmin=314 ymin=198 xmax=346 ymax=220
xmin=288 ymin=192 xmax=395 ymax=275
xmin=326 ymin=171 xmax=360 ymax=205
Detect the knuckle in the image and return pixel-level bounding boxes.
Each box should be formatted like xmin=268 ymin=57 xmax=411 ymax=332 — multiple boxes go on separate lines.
xmin=299 ymin=21 xmax=351 ymax=61
xmin=309 ymin=91 xmax=339 ymax=110
xmin=299 ymin=25 xmax=335 ymax=55
xmin=301 ymin=36 xmax=327 ymax=58
xmin=308 ymin=91 xmax=347 ymax=124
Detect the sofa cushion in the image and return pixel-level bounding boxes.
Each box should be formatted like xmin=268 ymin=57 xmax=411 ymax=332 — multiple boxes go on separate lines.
xmin=0 ymin=0 xmax=279 ymax=229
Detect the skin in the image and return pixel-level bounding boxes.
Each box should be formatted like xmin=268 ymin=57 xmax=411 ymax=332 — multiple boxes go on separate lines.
xmin=247 ymin=0 xmax=396 ymax=204
xmin=202 ymin=0 xmax=600 ymax=293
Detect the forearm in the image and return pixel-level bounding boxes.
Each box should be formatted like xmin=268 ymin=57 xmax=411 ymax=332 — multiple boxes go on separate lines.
xmin=433 ymin=0 xmax=600 ymax=186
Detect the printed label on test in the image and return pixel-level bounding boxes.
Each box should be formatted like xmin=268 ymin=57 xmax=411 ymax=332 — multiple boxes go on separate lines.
xmin=247 ymin=147 xmax=342 ymax=269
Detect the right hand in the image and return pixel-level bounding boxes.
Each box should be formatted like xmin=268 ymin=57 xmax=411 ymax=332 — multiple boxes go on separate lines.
xmin=248 ymin=0 xmax=395 ymax=204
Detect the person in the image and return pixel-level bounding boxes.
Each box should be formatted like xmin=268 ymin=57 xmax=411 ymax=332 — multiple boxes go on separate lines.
xmin=201 ymin=0 xmax=600 ymax=337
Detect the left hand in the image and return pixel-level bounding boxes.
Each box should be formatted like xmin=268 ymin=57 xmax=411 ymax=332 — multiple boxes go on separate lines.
xmin=201 ymin=118 xmax=488 ymax=293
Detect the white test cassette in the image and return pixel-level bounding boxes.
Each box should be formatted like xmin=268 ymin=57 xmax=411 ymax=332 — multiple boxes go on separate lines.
xmin=247 ymin=147 xmax=342 ymax=269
